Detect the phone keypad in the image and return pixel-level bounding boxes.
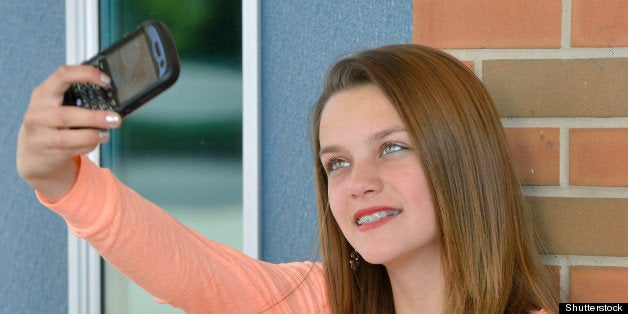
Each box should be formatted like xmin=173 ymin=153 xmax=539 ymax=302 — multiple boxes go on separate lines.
xmin=69 ymin=83 xmax=118 ymax=111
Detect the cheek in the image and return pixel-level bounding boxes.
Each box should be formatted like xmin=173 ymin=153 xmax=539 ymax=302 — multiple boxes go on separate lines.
xmin=402 ymin=176 xmax=437 ymax=225
xmin=389 ymin=163 xmax=434 ymax=208
xmin=327 ymin=180 xmax=350 ymax=226
xmin=327 ymin=183 xmax=340 ymax=213
xmin=398 ymin=170 xmax=430 ymax=198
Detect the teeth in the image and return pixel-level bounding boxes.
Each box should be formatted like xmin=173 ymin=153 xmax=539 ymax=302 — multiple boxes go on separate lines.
xmin=356 ymin=209 xmax=401 ymax=225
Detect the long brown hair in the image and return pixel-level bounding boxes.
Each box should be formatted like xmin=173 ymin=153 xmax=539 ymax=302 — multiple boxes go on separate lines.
xmin=310 ymin=45 xmax=559 ymax=313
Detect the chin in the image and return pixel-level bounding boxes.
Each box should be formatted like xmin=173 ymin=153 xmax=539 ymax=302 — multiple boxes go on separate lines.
xmin=357 ymin=248 xmax=400 ymax=266
xmin=359 ymin=238 xmax=441 ymax=268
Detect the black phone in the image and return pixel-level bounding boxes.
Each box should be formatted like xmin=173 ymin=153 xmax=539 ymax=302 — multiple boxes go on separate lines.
xmin=64 ymin=20 xmax=180 ymax=117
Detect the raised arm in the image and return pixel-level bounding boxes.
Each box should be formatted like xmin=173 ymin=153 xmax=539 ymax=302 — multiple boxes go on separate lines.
xmin=16 ymin=66 xmax=327 ymax=312
xmin=39 ymin=157 xmax=326 ymax=312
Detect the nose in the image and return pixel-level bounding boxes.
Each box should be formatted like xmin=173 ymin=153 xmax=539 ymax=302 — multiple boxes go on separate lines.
xmin=347 ymin=160 xmax=383 ymax=199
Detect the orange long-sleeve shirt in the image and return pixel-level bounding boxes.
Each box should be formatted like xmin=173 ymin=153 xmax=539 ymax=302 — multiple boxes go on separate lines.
xmin=39 ymin=156 xmax=328 ymax=313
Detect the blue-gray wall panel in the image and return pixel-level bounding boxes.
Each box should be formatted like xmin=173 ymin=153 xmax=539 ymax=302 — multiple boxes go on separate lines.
xmin=261 ymin=2 xmax=412 ymax=263
xmin=0 ymin=2 xmax=67 ymax=313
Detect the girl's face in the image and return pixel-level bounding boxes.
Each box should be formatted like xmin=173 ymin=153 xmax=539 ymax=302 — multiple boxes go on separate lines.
xmin=319 ymin=84 xmax=439 ymax=268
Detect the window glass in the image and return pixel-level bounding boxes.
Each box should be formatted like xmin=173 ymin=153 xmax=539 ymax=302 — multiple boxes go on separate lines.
xmin=100 ymin=1 xmax=242 ymax=312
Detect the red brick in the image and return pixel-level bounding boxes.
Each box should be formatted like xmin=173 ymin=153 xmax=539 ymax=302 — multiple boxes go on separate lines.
xmin=505 ymin=128 xmax=560 ymax=186
xmin=572 ymin=0 xmax=628 ymax=47
xmin=570 ymin=266 xmax=628 ymax=302
xmin=413 ymin=0 xmax=562 ymax=48
xmin=483 ymin=58 xmax=628 ymax=117
xmin=461 ymin=61 xmax=475 ymax=72
xmin=570 ymin=129 xmax=628 ymax=187
xmin=528 ymin=197 xmax=627 ymax=256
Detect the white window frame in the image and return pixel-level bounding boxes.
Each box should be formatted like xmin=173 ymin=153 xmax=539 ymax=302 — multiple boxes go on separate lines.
xmin=65 ymin=0 xmax=260 ymax=312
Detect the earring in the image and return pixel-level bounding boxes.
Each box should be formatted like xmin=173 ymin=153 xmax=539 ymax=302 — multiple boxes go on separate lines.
xmin=349 ymin=249 xmax=360 ymax=273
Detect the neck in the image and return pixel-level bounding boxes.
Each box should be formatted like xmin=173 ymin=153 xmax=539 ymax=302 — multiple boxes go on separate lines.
xmin=385 ymin=242 xmax=444 ymax=314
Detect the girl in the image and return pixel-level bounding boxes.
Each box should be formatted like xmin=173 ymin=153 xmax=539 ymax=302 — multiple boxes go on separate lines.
xmin=17 ymin=44 xmax=558 ymax=313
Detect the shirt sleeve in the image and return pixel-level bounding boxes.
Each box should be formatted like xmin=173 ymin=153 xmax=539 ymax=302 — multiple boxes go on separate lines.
xmin=38 ymin=155 xmax=328 ymax=313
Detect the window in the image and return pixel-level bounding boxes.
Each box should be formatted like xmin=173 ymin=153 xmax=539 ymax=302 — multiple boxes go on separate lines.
xmin=66 ymin=0 xmax=259 ymax=313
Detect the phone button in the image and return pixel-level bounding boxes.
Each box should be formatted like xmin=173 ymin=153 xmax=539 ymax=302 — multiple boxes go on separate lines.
xmin=154 ymin=42 xmax=162 ymax=57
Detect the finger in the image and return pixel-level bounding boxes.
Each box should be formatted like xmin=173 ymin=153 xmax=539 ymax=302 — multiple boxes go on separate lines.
xmin=22 ymin=105 xmax=121 ymax=132
xmin=17 ymin=128 xmax=106 ymax=190
xmin=39 ymin=65 xmax=111 ymax=100
xmin=17 ymin=123 xmax=109 ymax=180
xmin=56 ymin=106 xmax=122 ymax=130
xmin=50 ymin=127 xmax=112 ymax=154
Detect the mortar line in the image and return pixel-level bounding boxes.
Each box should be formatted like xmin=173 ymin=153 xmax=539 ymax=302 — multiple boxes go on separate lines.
xmin=560 ymin=126 xmax=570 ymax=187
xmin=474 ymin=59 xmax=483 ymax=80
xmin=500 ymin=117 xmax=628 ymax=128
xmin=443 ymin=47 xmax=628 ymax=61
xmin=542 ymin=255 xmax=628 ymax=267
xmin=522 ymin=186 xmax=628 ymax=198
xmin=562 ymin=0 xmax=573 ymax=50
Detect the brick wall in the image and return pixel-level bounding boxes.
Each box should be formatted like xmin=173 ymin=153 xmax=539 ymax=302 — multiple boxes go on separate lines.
xmin=413 ymin=0 xmax=627 ymax=303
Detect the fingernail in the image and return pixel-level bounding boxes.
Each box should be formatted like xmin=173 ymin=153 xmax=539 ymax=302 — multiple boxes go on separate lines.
xmin=99 ymin=130 xmax=110 ymax=139
xmin=101 ymin=73 xmax=111 ymax=86
xmin=105 ymin=114 xmax=120 ymax=124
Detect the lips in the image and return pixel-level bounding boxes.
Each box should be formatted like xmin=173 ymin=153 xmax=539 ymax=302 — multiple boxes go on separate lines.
xmin=353 ymin=206 xmax=402 ymax=226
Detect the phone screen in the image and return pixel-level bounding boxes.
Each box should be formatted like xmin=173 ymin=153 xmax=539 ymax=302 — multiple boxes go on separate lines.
xmin=105 ymin=32 xmax=158 ymax=103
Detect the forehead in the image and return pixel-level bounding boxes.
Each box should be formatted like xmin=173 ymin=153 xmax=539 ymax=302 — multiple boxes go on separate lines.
xmin=319 ymin=85 xmax=403 ymax=140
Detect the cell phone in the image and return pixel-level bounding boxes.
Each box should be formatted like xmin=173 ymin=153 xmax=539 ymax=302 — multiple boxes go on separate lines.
xmin=64 ymin=20 xmax=180 ymax=117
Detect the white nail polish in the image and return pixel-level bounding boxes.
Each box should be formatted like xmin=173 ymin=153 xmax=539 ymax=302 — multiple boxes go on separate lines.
xmin=101 ymin=73 xmax=111 ymax=85
xmin=99 ymin=130 xmax=110 ymax=139
xmin=105 ymin=114 xmax=120 ymax=124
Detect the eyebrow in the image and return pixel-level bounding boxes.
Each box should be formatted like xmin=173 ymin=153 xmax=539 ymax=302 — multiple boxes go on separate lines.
xmin=319 ymin=126 xmax=407 ymax=157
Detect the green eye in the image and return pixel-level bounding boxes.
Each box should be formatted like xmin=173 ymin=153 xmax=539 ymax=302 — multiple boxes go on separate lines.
xmin=382 ymin=143 xmax=404 ymax=155
xmin=327 ymin=159 xmax=350 ymax=172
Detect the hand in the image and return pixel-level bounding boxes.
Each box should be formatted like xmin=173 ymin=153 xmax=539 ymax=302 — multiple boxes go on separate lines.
xmin=16 ymin=65 xmax=122 ymax=202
